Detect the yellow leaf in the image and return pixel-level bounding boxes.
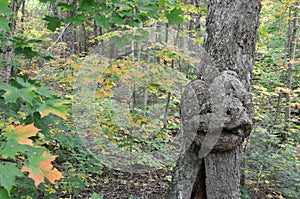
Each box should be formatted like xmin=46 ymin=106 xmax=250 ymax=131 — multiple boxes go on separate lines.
xmin=253 ymin=70 xmax=261 ymax=75
xmin=66 ymin=74 xmax=75 ymax=83
xmin=253 ymin=85 xmax=267 ymax=92
xmin=281 ymin=88 xmax=290 ymax=94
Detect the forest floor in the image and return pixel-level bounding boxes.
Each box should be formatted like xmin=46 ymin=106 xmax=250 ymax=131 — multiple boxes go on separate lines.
xmin=85 ymin=167 xmax=170 ymax=198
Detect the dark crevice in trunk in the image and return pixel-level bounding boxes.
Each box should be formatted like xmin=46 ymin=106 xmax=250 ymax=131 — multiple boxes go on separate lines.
xmin=191 ymin=159 xmax=207 ymax=199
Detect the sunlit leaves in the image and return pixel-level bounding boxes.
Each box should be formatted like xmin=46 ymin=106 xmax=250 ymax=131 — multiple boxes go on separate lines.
xmin=21 ymin=151 xmax=64 ymax=187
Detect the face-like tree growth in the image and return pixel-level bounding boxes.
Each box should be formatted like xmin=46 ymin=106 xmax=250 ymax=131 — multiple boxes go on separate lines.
xmin=167 ymin=1 xmax=262 ymax=198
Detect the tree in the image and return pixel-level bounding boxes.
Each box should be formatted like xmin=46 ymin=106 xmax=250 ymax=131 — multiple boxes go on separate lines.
xmin=285 ymin=2 xmax=299 ymax=123
xmin=167 ymin=0 xmax=262 ymax=198
xmin=0 ymin=0 xmax=24 ymax=83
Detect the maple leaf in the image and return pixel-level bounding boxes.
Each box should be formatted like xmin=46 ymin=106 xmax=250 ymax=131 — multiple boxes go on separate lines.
xmin=21 ymin=151 xmax=64 ymax=187
xmin=38 ymin=99 xmax=70 ymax=119
xmin=15 ymin=123 xmax=40 ymax=146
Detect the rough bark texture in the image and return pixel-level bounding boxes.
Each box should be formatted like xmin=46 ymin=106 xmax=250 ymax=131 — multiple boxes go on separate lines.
xmin=204 ymin=0 xmax=261 ymax=91
xmin=204 ymin=146 xmax=242 ymax=199
xmin=0 ymin=0 xmax=24 ymax=82
xmin=167 ymin=0 xmax=261 ymax=198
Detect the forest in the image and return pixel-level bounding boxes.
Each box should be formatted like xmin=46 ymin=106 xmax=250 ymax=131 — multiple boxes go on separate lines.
xmin=0 ymin=0 xmax=299 ymax=198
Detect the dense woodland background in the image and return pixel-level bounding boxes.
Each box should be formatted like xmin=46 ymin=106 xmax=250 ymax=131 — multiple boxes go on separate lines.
xmin=0 ymin=0 xmax=299 ymax=198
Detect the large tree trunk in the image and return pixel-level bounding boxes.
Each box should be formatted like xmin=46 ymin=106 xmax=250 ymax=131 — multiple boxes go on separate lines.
xmin=167 ymin=0 xmax=261 ymax=198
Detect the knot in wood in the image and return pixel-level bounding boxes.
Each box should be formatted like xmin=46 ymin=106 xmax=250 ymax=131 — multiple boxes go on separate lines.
xmin=181 ymin=70 xmax=253 ymax=152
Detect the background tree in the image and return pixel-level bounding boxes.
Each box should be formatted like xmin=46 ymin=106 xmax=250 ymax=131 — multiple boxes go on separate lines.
xmin=0 ymin=0 xmax=24 ymax=82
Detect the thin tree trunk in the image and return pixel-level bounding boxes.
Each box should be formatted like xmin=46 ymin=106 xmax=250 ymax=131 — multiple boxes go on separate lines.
xmin=143 ymin=22 xmax=157 ymax=115
xmin=0 ymin=0 xmax=23 ymax=82
xmin=163 ymin=25 xmax=180 ymax=128
xmin=285 ymin=3 xmax=299 ymax=123
xmin=20 ymin=0 xmax=25 ymax=31
xmin=82 ymin=23 xmax=87 ymax=53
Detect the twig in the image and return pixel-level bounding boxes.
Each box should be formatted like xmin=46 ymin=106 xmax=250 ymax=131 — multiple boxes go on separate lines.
xmin=47 ymin=23 xmax=71 ymax=52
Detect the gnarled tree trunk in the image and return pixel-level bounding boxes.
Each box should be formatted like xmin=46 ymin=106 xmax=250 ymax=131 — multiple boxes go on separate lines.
xmin=167 ymin=0 xmax=261 ymax=198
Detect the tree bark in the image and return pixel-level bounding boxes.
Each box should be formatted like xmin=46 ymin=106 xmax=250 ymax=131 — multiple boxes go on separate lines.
xmin=167 ymin=0 xmax=261 ymax=198
xmin=285 ymin=3 xmax=299 ymax=123
xmin=0 ymin=0 xmax=24 ymax=82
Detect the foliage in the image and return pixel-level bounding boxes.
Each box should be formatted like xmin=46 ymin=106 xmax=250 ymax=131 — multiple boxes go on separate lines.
xmin=41 ymin=0 xmax=185 ymax=31
xmin=0 ymin=77 xmax=68 ymax=196
xmin=242 ymin=0 xmax=300 ymax=198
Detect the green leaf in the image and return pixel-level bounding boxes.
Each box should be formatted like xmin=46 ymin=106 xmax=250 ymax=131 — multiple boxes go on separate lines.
xmin=161 ymin=0 xmax=177 ymax=6
xmin=39 ymin=0 xmax=56 ymax=3
xmin=0 ymin=16 xmax=10 ymax=32
xmin=35 ymin=87 xmax=57 ymax=98
xmin=165 ymin=8 xmax=184 ymax=24
xmin=44 ymin=16 xmax=61 ymax=32
xmin=0 ymin=188 xmax=9 ymax=199
xmin=19 ymin=88 xmax=36 ymax=105
xmin=0 ymin=163 xmax=23 ymax=195
xmin=57 ymin=2 xmax=75 ymax=11
xmin=94 ymin=15 xmax=110 ymax=29
xmin=42 ymin=55 xmax=55 ymax=61
xmin=80 ymin=0 xmax=96 ymax=12
xmin=91 ymin=193 xmax=103 ymax=199
xmin=16 ymin=77 xmax=34 ymax=88
xmin=37 ymin=99 xmax=70 ymax=119
xmin=15 ymin=47 xmax=38 ymax=59
xmin=0 ymin=83 xmax=19 ymax=103
xmin=66 ymin=14 xmax=87 ymax=26
xmin=0 ymin=1 xmax=13 ymax=15
xmin=0 ymin=82 xmax=36 ymax=105
xmin=11 ymin=37 xmax=26 ymax=47
xmin=110 ymin=17 xmax=125 ymax=26
xmin=0 ymin=128 xmax=33 ymax=158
